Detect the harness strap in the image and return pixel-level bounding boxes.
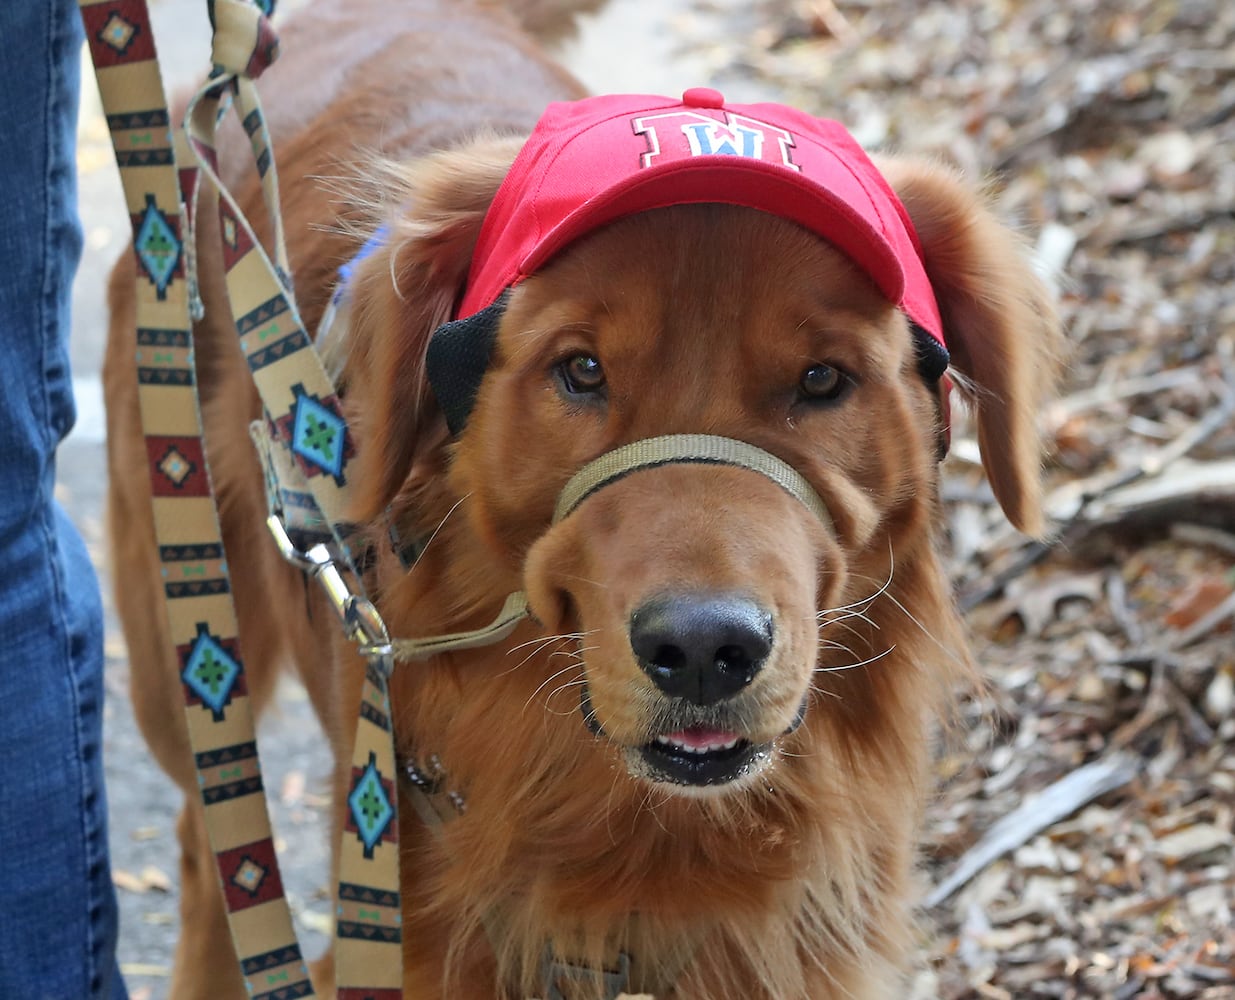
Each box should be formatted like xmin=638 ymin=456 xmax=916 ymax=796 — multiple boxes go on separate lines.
xmin=78 ymin=1 xmax=315 ymax=996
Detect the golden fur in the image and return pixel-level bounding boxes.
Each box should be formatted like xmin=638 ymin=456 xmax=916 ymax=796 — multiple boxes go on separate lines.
xmin=104 ymin=1 xmax=1063 ymax=997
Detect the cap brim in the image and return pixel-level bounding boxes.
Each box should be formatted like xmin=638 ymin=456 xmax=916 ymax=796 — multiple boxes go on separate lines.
xmin=518 ymin=156 xmax=907 ymax=307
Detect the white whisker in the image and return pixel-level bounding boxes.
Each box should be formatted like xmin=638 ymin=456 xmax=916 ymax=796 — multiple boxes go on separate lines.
xmin=543 ymin=680 xmax=588 ymax=716
xmin=814 ymin=644 xmax=897 ymax=674
xmin=507 ymin=629 xmax=594 ymax=655
xmin=818 ymin=606 xmax=879 ymax=631
xmin=523 ymin=660 xmax=588 ymax=713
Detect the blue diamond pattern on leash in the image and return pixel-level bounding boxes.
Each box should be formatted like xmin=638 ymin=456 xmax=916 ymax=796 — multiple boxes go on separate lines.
xmin=157 ymin=444 xmax=195 ymax=488
xmin=182 ymin=624 xmax=242 ymax=721
xmin=348 ymin=753 xmax=394 ymax=858
xmin=135 ymin=194 xmax=181 ymax=299
xmin=290 ymin=384 xmax=346 ymax=479
xmin=99 ymin=12 xmax=138 ymax=54
xmin=231 ymin=855 xmax=268 ymax=897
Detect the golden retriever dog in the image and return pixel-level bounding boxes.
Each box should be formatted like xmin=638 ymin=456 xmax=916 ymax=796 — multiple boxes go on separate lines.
xmin=104 ymin=0 xmax=1062 ymax=996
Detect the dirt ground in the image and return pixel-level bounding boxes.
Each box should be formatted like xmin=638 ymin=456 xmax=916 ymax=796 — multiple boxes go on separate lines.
xmin=75 ymin=0 xmax=1234 ymax=997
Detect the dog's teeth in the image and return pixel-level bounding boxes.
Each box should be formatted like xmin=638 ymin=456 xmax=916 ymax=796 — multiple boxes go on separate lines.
xmin=654 ymin=734 xmax=741 ymax=754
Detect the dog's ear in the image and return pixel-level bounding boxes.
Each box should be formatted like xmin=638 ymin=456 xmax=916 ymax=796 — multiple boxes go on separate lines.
xmin=341 ymin=136 xmax=524 ymax=522
xmin=873 ymin=155 xmax=1065 ymax=536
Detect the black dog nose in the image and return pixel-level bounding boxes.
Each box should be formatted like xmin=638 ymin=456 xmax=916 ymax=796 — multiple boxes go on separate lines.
xmin=629 ymin=594 xmax=773 ymax=705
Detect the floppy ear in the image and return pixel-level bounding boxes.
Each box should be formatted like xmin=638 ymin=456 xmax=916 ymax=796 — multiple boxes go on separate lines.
xmin=873 ymin=155 xmax=1065 ymax=536
xmin=341 ymin=136 xmax=524 ymax=522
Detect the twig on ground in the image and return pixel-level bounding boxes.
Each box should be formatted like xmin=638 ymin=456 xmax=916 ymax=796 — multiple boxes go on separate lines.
xmin=1105 ymin=570 xmax=1145 ymax=646
xmin=1170 ymin=523 xmax=1235 ymax=555
xmin=960 ymin=394 xmax=1235 ymax=611
xmin=1048 ymin=366 xmax=1208 ymax=423
xmin=925 ymin=750 xmax=1143 ymax=908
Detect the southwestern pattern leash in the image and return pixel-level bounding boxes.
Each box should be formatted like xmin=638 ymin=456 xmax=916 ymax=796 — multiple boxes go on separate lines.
xmin=82 ymin=0 xmax=404 ymax=996
xmin=180 ymin=2 xmax=404 ymax=993
xmin=79 ymin=1 xmax=315 ymax=997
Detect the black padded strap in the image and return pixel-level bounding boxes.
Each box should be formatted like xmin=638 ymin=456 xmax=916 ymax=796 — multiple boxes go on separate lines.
xmin=426 ymin=292 xmax=510 ymax=435
xmin=911 ymin=321 xmax=950 ymax=382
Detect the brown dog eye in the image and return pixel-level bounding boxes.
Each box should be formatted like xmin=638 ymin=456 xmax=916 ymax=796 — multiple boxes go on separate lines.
xmin=800 ymin=363 xmax=848 ymax=401
xmin=558 ymin=353 xmax=606 ymax=395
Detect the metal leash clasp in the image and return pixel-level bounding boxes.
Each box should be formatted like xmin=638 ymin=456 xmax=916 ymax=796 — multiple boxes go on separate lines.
xmin=266 ymin=514 xmax=394 ymax=673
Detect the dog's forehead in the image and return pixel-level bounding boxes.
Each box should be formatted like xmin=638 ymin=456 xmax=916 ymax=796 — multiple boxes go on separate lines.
xmin=503 ymin=206 xmax=892 ymax=331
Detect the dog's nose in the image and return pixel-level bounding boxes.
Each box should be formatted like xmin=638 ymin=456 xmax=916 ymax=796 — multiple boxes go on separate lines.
xmin=629 ymin=595 xmax=773 ymax=705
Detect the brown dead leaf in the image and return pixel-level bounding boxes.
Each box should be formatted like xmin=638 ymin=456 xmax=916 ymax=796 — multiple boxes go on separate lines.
xmin=111 ymin=869 xmax=145 ymax=895
xmin=1164 ymin=575 xmax=1235 ymax=630
xmin=996 ymin=573 xmax=1105 ymax=639
xmin=1153 ymin=824 xmax=1233 ymax=865
xmin=138 ymin=864 xmax=172 ymax=893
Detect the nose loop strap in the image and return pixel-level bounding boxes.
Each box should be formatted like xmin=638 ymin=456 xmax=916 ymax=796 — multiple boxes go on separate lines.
xmin=552 ymin=433 xmax=834 ymax=535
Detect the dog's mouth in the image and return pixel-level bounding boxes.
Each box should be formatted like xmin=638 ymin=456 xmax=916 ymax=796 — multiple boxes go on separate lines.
xmin=581 ymin=681 xmax=801 ymax=788
xmin=636 ymin=726 xmax=768 ymax=787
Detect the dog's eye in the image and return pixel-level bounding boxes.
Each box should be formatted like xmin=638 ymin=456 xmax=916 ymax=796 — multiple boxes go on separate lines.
xmin=557 ymin=353 xmax=606 ymax=395
xmin=799 ymin=363 xmax=850 ymax=403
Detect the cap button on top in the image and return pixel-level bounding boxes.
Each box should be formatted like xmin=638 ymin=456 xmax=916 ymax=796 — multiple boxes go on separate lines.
xmin=681 ymin=87 xmax=725 ymax=109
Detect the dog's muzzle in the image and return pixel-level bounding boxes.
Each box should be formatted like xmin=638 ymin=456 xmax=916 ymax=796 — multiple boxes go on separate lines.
xmin=377 ymin=433 xmax=833 ymax=663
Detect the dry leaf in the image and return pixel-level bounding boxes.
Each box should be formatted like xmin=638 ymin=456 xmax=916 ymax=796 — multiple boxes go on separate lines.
xmin=1164 ymin=576 xmax=1235 ymax=630
xmin=1153 ymin=824 xmax=1233 ymax=864
xmin=138 ymin=864 xmax=172 ymax=893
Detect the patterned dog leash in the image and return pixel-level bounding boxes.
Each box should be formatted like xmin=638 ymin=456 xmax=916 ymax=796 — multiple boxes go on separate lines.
xmin=81 ymin=0 xmax=401 ymax=996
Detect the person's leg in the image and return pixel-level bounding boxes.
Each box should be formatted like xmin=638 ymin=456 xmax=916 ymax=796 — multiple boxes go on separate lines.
xmin=0 ymin=1 xmax=127 ymax=997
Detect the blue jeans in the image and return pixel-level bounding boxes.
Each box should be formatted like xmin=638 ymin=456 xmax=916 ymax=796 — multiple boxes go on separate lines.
xmin=0 ymin=2 xmax=127 ymax=997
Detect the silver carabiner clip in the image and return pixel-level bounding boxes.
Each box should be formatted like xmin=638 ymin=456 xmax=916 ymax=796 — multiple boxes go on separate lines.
xmin=265 ymin=515 xmax=394 ymax=675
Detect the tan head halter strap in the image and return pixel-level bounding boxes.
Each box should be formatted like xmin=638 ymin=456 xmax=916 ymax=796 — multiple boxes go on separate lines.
xmin=553 ymin=433 xmax=833 ymax=532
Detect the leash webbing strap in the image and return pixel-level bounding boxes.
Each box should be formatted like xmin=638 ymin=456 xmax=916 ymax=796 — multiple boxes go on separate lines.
xmin=387 ymin=591 xmax=530 ymax=661
xmin=79 ymin=2 xmax=315 ymax=997
xmin=181 ymin=2 xmax=405 ymax=994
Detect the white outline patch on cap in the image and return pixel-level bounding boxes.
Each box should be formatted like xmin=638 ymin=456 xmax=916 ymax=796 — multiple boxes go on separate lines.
xmin=632 ymin=110 xmax=800 ymax=172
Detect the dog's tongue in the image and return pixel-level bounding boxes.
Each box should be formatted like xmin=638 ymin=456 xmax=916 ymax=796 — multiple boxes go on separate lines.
xmin=664 ymin=726 xmax=738 ymax=750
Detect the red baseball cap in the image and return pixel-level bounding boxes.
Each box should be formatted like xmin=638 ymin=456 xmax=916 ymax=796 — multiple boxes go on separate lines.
xmin=455 ymin=88 xmax=945 ymax=350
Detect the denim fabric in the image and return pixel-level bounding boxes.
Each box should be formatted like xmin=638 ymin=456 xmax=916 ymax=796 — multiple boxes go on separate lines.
xmin=0 ymin=1 xmax=127 ymax=997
